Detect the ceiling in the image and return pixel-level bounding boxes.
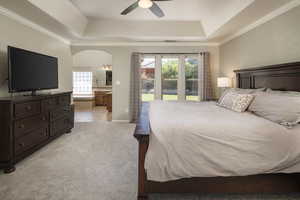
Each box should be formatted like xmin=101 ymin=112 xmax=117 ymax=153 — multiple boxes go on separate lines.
xmin=71 ymin=0 xmax=241 ymax=21
xmin=0 ymin=0 xmax=296 ymax=44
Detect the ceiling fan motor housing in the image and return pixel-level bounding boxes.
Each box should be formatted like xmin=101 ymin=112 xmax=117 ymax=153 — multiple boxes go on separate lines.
xmin=138 ymin=0 xmax=153 ymax=8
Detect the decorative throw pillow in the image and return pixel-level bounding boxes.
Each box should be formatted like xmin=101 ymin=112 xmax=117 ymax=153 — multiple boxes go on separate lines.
xmin=248 ymin=93 xmax=300 ymax=128
xmin=218 ymin=88 xmax=265 ymax=104
xmin=232 ymin=94 xmax=255 ymax=112
xmin=218 ymin=91 xmax=255 ymax=112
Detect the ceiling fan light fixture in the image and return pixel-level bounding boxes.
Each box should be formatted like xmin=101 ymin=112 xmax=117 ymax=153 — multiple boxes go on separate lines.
xmin=138 ymin=0 xmax=153 ymax=9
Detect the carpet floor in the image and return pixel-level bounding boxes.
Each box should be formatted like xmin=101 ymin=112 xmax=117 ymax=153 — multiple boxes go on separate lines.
xmin=0 ymin=121 xmax=300 ymax=200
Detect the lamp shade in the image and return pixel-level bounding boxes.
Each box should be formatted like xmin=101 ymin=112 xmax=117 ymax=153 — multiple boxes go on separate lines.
xmin=217 ymin=77 xmax=231 ymax=88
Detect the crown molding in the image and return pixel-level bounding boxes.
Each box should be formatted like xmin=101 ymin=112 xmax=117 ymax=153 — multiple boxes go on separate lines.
xmin=0 ymin=6 xmax=70 ymax=45
xmin=220 ymin=0 xmax=300 ymax=45
xmin=71 ymin=41 xmax=220 ymax=47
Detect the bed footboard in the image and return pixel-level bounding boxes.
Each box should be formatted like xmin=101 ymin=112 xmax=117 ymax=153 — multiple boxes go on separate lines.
xmin=135 ymin=134 xmax=149 ymax=200
xmin=134 ymin=102 xmax=151 ymax=200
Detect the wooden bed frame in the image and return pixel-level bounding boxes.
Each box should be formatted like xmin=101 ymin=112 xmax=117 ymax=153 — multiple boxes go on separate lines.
xmin=134 ymin=62 xmax=300 ymax=200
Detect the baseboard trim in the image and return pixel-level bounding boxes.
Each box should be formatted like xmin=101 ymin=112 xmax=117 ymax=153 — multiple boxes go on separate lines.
xmin=112 ymin=120 xmax=130 ymax=123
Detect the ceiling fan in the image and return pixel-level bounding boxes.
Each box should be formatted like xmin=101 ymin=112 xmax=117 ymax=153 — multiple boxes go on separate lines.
xmin=121 ymin=0 xmax=172 ymax=18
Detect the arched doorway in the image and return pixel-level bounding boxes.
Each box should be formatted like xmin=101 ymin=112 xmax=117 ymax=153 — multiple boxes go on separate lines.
xmin=72 ymin=50 xmax=113 ymax=122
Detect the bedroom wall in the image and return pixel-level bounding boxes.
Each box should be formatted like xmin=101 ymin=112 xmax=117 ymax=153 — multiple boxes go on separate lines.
xmin=71 ymin=45 xmax=220 ymax=121
xmin=73 ymin=50 xmax=112 ymax=67
xmin=220 ymin=5 xmax=300 ymax=87
xmin=0 ymin=13 xmax=73 ymax=97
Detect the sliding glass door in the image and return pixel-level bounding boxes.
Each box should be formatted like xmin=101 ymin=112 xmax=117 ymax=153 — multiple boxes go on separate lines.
xmin=162 ymin=57 xmax=179 ymax=101
xmin=141 ymin=56 xmax=155 ymax=102
xmin=141 ymin=54 xmax=199 ymax=102
xmin=185 ymin=57 xmax=199 ymax=101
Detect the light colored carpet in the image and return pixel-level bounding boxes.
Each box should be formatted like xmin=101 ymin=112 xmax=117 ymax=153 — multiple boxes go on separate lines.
xmin=0 ymin=121 xmax=300 ymax=200
xmin=0 ymin=122 xmax=137 ymax=200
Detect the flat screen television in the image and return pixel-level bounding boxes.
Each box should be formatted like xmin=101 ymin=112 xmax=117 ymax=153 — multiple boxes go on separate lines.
xmin=8 ymin=46 xmax=58 ymax=95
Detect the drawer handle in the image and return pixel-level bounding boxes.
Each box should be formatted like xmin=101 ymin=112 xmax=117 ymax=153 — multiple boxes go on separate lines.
xmin=19 ymin=124 xmax=25 ymax=129
xmin=19 ymin=143 xmax=25 ymax=147
xmin=26 ymin=106 xmax=32 ymax=110
xmin=41 ymin=132 xmax=47 ymax=136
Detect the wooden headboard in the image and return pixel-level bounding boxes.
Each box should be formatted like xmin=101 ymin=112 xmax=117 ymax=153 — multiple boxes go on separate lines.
xmin=234 ymin=62 xmax=300 ymax=91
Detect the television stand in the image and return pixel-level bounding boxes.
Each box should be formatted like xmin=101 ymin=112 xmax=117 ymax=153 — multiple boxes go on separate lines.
xmin=0 ymin=91 xmax=74 ymax=173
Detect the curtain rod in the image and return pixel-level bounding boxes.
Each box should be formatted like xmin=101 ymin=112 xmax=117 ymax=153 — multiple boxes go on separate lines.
xmin=141 ymin=53 xmax=201 ymax=55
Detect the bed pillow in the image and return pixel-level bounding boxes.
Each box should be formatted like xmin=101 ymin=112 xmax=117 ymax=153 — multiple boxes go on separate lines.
xmin=266 ymin=88 xmax=300 ymax=96
xmin=248 ymin=93 xmax=300 ymax=128
xmin=218 ymin=91 xmax=255 ymax=112
xmin=218 ymin=88 xmax=265 ymax=104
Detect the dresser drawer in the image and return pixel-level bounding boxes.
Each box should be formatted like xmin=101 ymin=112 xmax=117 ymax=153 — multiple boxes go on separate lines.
xmin=15 ymin=127 xmax=49 ymax=156
xmin=50 ymin=106 xmax=71 ymax=121
xmin=42 ymin=97 xmax=59 ymax=111
xmin=50 ymin=117 xmax=71 ymax=137
xmin=14 ymin=101 xmax=41 ymax=119
xmin=14 ymin=114 xmax=49 ymax=139
xmin=59 ymin=95 xmax=70 ymax=106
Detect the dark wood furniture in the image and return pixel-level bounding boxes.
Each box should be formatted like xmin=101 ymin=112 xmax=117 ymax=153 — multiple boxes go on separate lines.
xmin=134 ymin=62 xmax=300 ymax=200
xmin=104 ymin=92 xmax=112 ymax=112
xmin=106 ymin=71 xmax=112 ymax=86
xmin=0 ymin=91 xmax=74 ymax=173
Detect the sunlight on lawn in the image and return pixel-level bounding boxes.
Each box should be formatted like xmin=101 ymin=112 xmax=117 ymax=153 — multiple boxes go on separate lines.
xmin=186 ymin=96 xmax=199 ymax=101
xmin=163 ymin=95 xmax=178 ymax=101
xmin=142 ymin=94 xmax=154 ymax=102
xmin=142 ymin=94 xmax=198 ymax=102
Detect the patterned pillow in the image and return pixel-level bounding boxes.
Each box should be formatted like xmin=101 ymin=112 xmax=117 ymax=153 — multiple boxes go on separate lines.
xmin=218 ymin=88 xmax=265 ymax=104
xmin=218 ymin=91 xmax=255 ymax=112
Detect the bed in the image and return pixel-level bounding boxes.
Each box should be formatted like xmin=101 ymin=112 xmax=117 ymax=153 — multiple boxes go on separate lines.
xmin=134 ymin=62 xmax=300 ymax=200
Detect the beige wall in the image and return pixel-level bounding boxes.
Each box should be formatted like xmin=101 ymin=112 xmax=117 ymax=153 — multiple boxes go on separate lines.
xmin=0 ymin=13 xmax=73 ymax=97
xmin=220 ymin=5 xmax=300 ymax=87
xmin=73 ymin=50 xmax=112 ymax=67
xmin=71 ymin=45 xmax=220 ymax=121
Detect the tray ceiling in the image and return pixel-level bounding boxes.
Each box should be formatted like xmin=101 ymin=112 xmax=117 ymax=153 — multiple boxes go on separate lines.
xmin=0 ymin=0 xmax=295 ymax=44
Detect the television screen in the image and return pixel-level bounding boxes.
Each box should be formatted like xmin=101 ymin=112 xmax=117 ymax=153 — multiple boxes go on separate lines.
xmin=8 ymin=46 xmax=58 ymax=93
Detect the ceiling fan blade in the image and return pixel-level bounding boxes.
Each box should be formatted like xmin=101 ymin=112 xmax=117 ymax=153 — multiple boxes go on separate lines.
xmin=121 ymin=1 xmax=139 ymax=15
xmin=149 ymin=2 xmax=165 ymax=18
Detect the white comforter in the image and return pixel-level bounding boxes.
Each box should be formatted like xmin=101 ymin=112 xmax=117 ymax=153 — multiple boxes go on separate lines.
xmin=145 ymin=100 xmax=300 ymax=182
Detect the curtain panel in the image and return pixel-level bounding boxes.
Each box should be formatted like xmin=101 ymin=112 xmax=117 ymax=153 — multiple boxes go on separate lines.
xmin=198 ymin=52 xmax=213 ymax=101
xmin=129 ymin=53 xmax=142 ymax=123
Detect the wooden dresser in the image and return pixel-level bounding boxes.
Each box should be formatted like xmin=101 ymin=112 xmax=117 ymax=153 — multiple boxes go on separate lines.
xmin=0 ymin=92 xmax=74 ymax=173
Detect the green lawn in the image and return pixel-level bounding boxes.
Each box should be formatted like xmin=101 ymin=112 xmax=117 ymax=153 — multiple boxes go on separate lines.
xmin=186 ymin=96 xmax=199 ymax=101
xmin=142 ymin=94 xmax=155 ymax=102
xmin=142 ymin=94 xmax=199 ymax=102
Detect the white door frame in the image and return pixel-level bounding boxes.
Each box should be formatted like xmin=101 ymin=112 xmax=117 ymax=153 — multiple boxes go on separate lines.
xmin=141 ymin=54 xmax=199 ymax=101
